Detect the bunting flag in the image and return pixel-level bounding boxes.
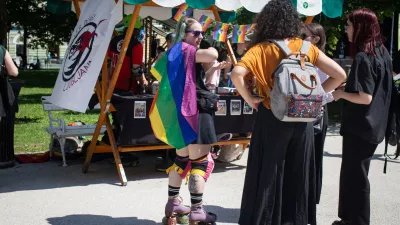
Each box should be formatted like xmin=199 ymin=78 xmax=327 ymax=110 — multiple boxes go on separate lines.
xmin=173 ymin=3 xmax=194 ymax=21
xmin=149 ymin=42 xmax=199 ymax=149
xmin=213 ymin=22 xmax=229 ymax=42
xmin=231 ymin=25 xmax=247 ymax=43
xmin=246 ymin=24 xmax=256 ymax=34
xmin=199 ymin=14 xmax=213 ymax=31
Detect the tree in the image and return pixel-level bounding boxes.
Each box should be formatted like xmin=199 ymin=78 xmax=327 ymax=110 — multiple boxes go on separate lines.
xmin=0 ymin=0 xmax=7 ymax=45
xmin=6 ymin=0 xmax=76 ymax=66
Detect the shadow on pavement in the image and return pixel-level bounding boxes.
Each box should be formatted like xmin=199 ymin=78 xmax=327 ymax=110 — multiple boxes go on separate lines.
xmin=0 ymin=153 xmax=246 ymax=194
xmin=46 ymin=214 xmax=161 ymax=225
xmin=204 ymin=205 xmax=240 ymax=224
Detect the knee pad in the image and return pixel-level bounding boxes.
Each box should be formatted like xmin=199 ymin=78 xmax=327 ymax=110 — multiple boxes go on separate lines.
xmin=190 ymin=153 xmax=215 ymax=182
xmin=166 ymin=156 xmax=191 ymax=180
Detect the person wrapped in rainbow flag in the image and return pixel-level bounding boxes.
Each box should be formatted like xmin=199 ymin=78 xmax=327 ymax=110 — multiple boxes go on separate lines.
xmin=150 ymin=17 xmax=220 ymax=225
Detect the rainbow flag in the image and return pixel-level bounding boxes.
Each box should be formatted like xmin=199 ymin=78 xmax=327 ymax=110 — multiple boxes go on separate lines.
xmin=173 ymin=3 xmax=194 ymax=22
xmin=149 ymin=42 xmax=198 ymax=149
xmin=231 ymin=25 xmax=247 ymax=43
xmin=199 ymin=14 xmax=213 ymax=31
xmin=246 ymin=24 xmax=256 ymax=34
xmin=213 ymin=22 xmax=229 ymax=42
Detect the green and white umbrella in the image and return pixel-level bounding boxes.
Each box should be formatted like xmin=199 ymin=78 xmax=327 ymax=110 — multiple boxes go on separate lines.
xmin=48 ymin=0 xmax=344 ymax=19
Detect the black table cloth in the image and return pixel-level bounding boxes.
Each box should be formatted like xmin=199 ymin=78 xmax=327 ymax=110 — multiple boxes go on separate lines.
xmin=110 ymin=94 xmax=257 ymax=146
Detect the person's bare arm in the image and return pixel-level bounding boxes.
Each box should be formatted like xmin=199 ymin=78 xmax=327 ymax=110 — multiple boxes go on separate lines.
xmin=224 ymin=56 xmax=232 ymax=80
xmin=332 ymin=89 xmax=372 ymax=105
xmin=315 ymin=50 xmax=346 ymax=92
xmin=231 ymin=66 xmax=261 ymax=109
xmin=4 ymin=51 xmax=18 ymax=76
xmin=196 ymin=47 xmax=218 ymax=63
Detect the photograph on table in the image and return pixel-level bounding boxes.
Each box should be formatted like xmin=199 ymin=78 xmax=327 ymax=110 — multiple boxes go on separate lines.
xmin=134 ymin=101 xmax=147 ymax=119
xmin=215 ymin=100 xmax=227 ymax=116
xmin=231 ymin=99 xmax=242 ymax=116
xmin=243 ymin=101 xmax=253 ymax=114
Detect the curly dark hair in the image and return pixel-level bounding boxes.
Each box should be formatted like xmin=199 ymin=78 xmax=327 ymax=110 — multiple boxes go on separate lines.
xmin=250 ymin=0 xmax=301 ymax=48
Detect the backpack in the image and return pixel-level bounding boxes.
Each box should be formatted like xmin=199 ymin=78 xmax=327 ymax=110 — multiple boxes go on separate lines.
xmin=268 ymin=39 xmax=324 ymax=122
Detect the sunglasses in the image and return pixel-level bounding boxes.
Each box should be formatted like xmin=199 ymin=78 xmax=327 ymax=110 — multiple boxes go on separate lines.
xmin=185 ymin=30 xmax=205 ymax=37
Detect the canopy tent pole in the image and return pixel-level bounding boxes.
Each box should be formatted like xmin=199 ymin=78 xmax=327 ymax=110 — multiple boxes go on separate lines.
xmin=72 ymin=0 xmax=81 ymax=17
xmin=78 ymin=0 xmax=127 ymax=186
xmin=82 ymin=3 xmax=143 ymax=186
xmin=211 ymin=6 xmax=237 ymax=65
xmin=71 ymin=0 xmax=119 ymax=180
xmin=148 ymin=17 xmax=153 ymax=68
xmin=144 ymin=18 xmax=148 ymax=69
xmin=305 ymin=16 xmax=314 ymax=24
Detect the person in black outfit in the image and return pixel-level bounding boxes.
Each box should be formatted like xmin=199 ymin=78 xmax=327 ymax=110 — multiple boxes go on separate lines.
xmin=393 ymin=50 xmax=400 ymax=75
xmin=332 ymin=8 xmax=393 ymax=225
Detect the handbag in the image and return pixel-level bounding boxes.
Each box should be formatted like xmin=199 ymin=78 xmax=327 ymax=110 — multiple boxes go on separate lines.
xmin=0 ymin=46 xmax=16 ymax=116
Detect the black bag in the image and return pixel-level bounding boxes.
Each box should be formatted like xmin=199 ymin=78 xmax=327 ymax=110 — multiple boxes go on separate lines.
xmin=197 ymin=88 xmax=219 ymax=112
xmin=0 ymin=46 xmax=16 ymax=117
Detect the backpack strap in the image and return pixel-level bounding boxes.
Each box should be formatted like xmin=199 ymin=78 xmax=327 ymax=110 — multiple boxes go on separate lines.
xmin=268 ymin=39 xmax=293 ymax=57
xmin=298 ymin=40 xmax=312 ymax=70
xmin=299 ymin=40 xmax=311 ymax=55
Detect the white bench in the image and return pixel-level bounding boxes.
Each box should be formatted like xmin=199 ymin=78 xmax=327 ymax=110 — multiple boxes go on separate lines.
xmin=41 ymin=96 xmax=106 ymax=166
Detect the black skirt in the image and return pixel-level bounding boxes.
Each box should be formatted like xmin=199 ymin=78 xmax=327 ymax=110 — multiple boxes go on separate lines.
xmin=192 ymin=112 xmax=217 ymax=145
xmin=239 ymin=105 xmax=316 ymax=225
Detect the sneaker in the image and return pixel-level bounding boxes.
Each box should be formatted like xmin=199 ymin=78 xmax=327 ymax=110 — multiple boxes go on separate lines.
xmin=217 ymin=133 xmax=233 ymax=141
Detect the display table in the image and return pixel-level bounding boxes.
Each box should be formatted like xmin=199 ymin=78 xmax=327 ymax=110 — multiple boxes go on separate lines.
xmin=110 ymin=94 xmax=256 ymax=146
xmin=92 ymin=94 xmax=256 ymax=153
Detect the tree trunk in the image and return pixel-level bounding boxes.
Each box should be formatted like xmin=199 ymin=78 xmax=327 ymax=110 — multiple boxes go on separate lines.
xmin=0 ymin=0 xmax=7 ymax=46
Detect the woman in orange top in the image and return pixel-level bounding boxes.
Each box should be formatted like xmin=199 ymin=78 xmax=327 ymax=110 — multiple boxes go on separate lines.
xmin=231 ymin=1 xmax=346 ymax=224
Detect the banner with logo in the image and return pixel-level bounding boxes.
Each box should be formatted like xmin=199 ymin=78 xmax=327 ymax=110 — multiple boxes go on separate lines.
xmin=50 ymin=0 xmax=123 ymax=112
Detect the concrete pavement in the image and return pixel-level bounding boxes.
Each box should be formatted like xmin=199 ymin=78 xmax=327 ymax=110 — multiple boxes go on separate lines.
xmin=1 ymin=134 xmax=400 ymax=225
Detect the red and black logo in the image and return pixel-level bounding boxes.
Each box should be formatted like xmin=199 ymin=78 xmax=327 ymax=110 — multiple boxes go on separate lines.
xmin=62 ymin=19 xmax=106 ymax=81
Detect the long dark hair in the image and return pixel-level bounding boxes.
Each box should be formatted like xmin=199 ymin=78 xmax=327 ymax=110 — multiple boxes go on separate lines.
xmin=301 ymin=23 xmax=326 ymax=52
xmin=250 ymin=0 xmax=301 ymax=48
xmin=347 ymin=8 xmax=383 ymax=55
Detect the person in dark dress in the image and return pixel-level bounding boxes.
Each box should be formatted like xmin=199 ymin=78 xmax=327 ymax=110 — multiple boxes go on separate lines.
xmin=231 ymin=1 xmax=347 ymax=224
xmin=331 ymin=8 xmax=393 ymax=225
xmin=301 ymin=23 xmax=329 ymax=205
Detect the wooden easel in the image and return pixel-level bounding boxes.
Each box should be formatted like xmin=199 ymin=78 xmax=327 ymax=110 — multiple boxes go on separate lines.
xmin=73 ymin=0 xmax=240 ymax=186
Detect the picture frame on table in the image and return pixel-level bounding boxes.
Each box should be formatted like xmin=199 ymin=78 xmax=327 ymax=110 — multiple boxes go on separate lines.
xmin=243 ymin=102 xmax=254 ymax=114
xmin=215 ymin=100 xmax=227 ymax=116
xmin=134 ymin=101 xmax=146 ymax=119
xmin=230 ymin=99 xmax=242 ymax=116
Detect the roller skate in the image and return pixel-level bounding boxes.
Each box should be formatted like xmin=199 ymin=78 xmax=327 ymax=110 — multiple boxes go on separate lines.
xmin=162 ymin=196 xmax=190 ymax=225
xmin=188 ymin=203 xmax=217 ymax=225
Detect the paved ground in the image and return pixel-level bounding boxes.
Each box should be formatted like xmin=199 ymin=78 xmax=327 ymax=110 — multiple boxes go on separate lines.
xmin=1 ymin=133 xmax=400 ymax=225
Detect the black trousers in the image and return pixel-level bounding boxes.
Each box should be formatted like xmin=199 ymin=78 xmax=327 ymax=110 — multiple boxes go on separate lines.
xmin=239 ymin=105 xmax=315 ymax=225
xmin=338 ymin=134 xmax=378 ymax=225
xmin=314 ymin=105 xmax=328 ymax=204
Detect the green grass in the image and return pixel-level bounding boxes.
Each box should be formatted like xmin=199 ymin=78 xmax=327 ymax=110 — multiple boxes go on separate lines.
xmin=14 ymin=70 xmax=98 ymax=153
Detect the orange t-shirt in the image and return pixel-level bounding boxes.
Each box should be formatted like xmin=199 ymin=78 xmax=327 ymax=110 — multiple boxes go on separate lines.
xmin=237 ymin=38 xmax=320 ymax=108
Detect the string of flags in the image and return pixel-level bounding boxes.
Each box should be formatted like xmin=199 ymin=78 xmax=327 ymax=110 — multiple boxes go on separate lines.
xmin=173 ymin=3 xmax=256 ymax=43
